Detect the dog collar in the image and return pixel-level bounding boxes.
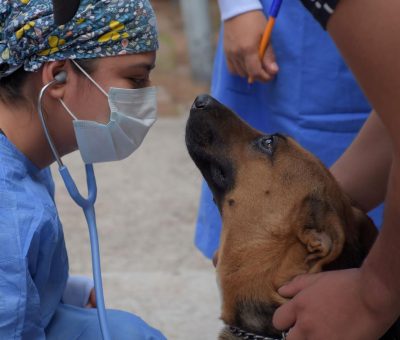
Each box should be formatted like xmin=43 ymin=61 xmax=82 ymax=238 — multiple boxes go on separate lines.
xmin=229 ymin=326 xmax=287 ymax=340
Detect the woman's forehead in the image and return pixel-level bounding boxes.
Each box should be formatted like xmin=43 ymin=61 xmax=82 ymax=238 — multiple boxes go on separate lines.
xmin=97 ymin=53 xmax=156 ymax=71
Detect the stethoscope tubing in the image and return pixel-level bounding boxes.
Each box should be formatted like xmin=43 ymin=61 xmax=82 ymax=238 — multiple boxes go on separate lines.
xmin=38 ymin=81 xmax=112 ymax=340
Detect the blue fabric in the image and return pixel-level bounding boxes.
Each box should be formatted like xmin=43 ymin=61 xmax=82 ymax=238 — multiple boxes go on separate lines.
xmin=45 ymin=304 xmax=166 ymax=340
xmin=195 ymin=0 xmax=384 ymax=259
xmin=0 ymin=134 xmax=68 ymax=339
xmin=62 ymin=275 xmax=94 ymax=308
xmin=0 ymin=134 xmax=165 ymax=339
xmin=0 ymin=0 xmax=158 ymax=78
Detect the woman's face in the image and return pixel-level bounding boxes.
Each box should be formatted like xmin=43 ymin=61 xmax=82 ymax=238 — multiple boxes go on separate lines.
xmin=49 ymin=51 xmax=156 ymax=157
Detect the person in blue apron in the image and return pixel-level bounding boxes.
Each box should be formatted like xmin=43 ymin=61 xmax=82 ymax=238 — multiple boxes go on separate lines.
xmin=0 ymin=0 xmax=164 ymax=339
xmin=195 ymin=0 xmax=384 ymax=260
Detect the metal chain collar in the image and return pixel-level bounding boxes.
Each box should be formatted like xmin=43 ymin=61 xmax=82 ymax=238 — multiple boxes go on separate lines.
xmin=229 ymin=326 xmax=287 ymax=340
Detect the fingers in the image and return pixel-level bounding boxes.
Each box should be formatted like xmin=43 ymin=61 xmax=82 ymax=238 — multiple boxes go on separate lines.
xmin=285 ymin=326 xmax=306 ymax=340
xmin=226 ymin=48 xmax=279 ymax=83
xmin=85 ymin=288 xmax=97 ymax=308
xmin=278 ymin=273 xmax=321 ymax=298
xmin=273 ymin=300 xmax=296 ymax=332
xmin=262 ymin=45 xmax=279 ymax=76
xmin=226 ymin=55 xmax=247 ymax=78
xmin=244 ymin=52 xmax=271 ymax=82
xmin=222 ymin=11 xmax=279 ymax=83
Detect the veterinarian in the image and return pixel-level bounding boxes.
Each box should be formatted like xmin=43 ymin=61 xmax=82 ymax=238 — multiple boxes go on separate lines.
xmin=271 ymin=0 xmax=400 ymax=339
xmin=195 ymin=0 xmax=384 ymax=260
xmin=0 ymin=0 xmax=165 ymax=339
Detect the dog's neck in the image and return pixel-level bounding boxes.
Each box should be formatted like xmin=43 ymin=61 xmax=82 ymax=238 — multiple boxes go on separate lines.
xmin=225 ymin=325 xmax=287 ymax=340
xmin=219 ymin=234 xmax=367 ymax=338
xmin=231 ymin=299 xmax=282 ymax=338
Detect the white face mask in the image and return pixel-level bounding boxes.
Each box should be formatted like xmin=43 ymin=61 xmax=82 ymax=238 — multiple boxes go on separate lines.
xmin=60 ymin=59 xmax=157 ymax=164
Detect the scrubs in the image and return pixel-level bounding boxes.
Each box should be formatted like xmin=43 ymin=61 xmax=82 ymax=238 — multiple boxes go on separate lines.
xmin=0 ymin=133 xmax=165 ymax=339
xmin=195 ymin=0 xmax=384 ymax=259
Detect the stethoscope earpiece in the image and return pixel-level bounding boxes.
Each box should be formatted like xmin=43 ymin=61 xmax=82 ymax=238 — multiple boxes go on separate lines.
xmin=54 ymin=71 xmax=67 ymax=83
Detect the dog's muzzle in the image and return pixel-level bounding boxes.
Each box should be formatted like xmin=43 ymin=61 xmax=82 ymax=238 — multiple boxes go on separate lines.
xmin=229 ymin=326 xmax=288 ymax=340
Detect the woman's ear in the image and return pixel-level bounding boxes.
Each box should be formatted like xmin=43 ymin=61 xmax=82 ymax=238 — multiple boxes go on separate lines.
xmin=41 ymin=61 xmax=69 ymax=100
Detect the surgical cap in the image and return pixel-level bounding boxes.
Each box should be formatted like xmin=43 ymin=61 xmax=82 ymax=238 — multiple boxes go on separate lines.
xmin=0 ymin=0 xmax=159 ymax=78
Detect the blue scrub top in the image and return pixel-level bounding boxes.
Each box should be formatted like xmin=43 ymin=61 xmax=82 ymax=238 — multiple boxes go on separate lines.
xmin=195 ymin=0 xmax=383 ymax=259
xmin=0 ymin=134 xmax=68 ymax=338
xmin=0 ymin=135 xmax=166 ymax=340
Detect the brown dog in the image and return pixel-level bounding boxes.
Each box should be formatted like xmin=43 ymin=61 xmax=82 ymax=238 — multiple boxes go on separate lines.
xmin=185 ymin=94 xmax=400 ymax=340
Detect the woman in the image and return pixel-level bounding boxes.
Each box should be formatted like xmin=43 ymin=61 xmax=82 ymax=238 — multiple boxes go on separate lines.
xmin=0 ymin=0 xmax=164 ymax=338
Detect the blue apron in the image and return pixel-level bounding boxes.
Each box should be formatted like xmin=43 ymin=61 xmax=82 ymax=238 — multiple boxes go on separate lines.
xmin=195 ymin=0 xmax=383 ymax=259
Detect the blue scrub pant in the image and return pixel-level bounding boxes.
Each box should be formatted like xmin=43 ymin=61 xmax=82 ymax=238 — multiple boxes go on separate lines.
xmin=45 ymin=304 xmax=166 ymax=340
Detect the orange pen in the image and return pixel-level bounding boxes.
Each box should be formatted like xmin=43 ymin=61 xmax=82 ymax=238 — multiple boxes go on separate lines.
xmin=248 ymin=0 xmax=283 ymax=84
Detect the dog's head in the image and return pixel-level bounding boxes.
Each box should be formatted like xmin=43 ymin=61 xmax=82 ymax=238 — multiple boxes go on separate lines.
xmin=186 ymin=95 xmax=377 ymax=337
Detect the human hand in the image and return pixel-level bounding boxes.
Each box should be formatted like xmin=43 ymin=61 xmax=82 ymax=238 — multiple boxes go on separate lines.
xmin=85 ymin=288 xmax=97 ymax=308
xmin=223 ymin=11 xmax=279 ymax=83
xmin=273 ymin=269 xmax=396 ymax=340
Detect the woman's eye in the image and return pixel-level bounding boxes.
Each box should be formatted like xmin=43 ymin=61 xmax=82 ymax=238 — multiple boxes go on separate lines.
xmin=129 ymin=78 xmax=150 ymax=88
xmin=258 ymin=136 xmax=275 ymax=155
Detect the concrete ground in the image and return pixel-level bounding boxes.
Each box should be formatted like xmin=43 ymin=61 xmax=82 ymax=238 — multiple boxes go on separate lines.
xmin=52 ymin=116 xmax=223 ymax=339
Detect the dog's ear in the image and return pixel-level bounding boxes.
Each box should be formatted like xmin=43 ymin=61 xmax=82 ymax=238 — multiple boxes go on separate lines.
xmin=213 ymin=250 xmax=219 ymax=268
xmin=321 ymin=206 xmax=378 ymax=271
xmin=350 ymin=206 xmax=378 ymax=257
xmin=296 ymin=196 xmax=346 ymax=273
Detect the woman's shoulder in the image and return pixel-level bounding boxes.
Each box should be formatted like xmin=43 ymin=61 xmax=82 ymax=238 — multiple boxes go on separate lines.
xmin=0 ymin=137 xmax=60 ymax=249
xmin=0 ymin=135 xmax=54 ymax=195
xmin=0 ymin=135 xmax=32 ymax=177
xmin=0 ymin=172 xmax=62 ymax=261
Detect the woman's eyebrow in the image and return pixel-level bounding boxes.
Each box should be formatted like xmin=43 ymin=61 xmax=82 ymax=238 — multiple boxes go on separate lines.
xmin=129 ymin=62 xmax=156 ymax=71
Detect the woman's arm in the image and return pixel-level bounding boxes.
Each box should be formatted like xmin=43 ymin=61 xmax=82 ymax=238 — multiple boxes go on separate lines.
xmin=330 ymin=110 xmax=392 ymax=212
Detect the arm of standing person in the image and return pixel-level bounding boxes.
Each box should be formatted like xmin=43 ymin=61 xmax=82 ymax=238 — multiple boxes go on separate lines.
xmin=272 ymin=0 xmax=400 ymax=339
xmin=218 ymin=0 xmax=263 ymax=21
xmin=218 ymin=0 xmax=279 ymax=82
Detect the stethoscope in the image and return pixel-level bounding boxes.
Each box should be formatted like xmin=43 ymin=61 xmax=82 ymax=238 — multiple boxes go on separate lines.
xmin=38 ymin=71 xmax=112 ymax=340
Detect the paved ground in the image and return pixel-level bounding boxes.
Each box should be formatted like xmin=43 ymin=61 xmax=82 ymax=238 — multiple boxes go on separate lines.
xmin=52 ymin=116 xmax=223 ymax=339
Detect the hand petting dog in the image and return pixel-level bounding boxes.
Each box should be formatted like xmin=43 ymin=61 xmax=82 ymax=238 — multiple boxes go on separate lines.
xmin=273 ymin=269 xmax=397 ymax=340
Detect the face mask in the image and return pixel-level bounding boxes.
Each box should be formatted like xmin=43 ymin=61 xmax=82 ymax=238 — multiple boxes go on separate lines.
xmin=60 ymin=60 xmax=157 ymax=164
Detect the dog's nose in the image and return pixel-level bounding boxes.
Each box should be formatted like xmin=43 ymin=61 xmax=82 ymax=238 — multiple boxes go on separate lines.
xmin=192 ymin=94 xmax=211 ymax=109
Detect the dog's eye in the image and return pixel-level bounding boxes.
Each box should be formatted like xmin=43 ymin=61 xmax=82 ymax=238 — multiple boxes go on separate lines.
xmin=258 ymin=136 xmax=275 ymax=155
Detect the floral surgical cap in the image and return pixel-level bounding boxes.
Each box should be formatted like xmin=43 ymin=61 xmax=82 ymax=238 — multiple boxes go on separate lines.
xmin=0 ymin=0 xmax=159 ymax=78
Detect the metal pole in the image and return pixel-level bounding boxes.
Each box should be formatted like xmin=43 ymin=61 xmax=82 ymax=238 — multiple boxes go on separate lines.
xmin=179 ymin=0 xmax=213 ymax=83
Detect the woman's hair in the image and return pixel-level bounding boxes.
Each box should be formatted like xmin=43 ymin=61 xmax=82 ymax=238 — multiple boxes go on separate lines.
xmin=0 ymin=67 xmax=29 ymax=105
xmin=0 ymin=59 xmax=97 ymax=107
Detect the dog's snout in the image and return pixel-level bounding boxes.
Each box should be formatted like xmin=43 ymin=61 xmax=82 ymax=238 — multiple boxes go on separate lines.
xmin=192 ymin=94 xmax=211 ymax=109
